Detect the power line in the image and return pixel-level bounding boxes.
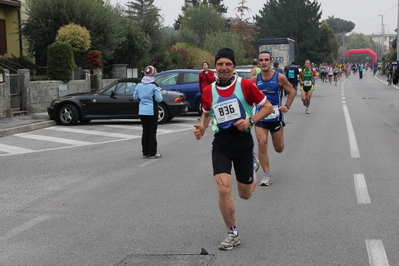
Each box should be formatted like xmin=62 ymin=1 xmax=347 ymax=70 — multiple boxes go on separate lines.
xmin=356 ymin=4 xmax=397 ymax=26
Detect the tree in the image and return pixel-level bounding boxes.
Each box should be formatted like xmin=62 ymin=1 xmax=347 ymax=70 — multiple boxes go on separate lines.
xmin=125 ymin=0 xmax=164 ymax=56
xmin=230 ymin=0 xmax=257 ymax=59
xmin=325 ymin=16 xmax=355 ymax=48
xmin=304 ymin=22 xmax=338 ymax=64
xmin=254 ymin=0 xmax=322 ymax=64
xmin=179 ymin=4 xmax=228 ymax=48
xmin=168 ymin=29 xmax=201 ymax=48
xmin=47 ymin=42 xmax=76 ymax=82
xmin=111 ymin=18 xmax=151 ymax=68
xmin=55 ymin=23 xmax=91 ymax=52
xmin=174 ymin=0 xmax=228 ymax=30
xmin=20 ymin=0 xmax=125 ymax=67
xmin=325 ymin=16 xmax=355 ymax=34
xmin=203 ymin=31 xmax=245 ymax=65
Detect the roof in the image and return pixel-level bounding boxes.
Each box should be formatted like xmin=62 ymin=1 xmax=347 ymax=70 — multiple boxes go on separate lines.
xmin=0 ymin=0 xmax=21 ymax=7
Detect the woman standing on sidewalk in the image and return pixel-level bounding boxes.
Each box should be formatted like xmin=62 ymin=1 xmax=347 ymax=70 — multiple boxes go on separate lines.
xmin=133 ymin=65 xmax=163 ymax=159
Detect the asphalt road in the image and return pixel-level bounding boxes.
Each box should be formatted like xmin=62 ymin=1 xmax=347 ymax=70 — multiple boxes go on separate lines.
xmin=0 ymin=70 xmax=399 ymax=266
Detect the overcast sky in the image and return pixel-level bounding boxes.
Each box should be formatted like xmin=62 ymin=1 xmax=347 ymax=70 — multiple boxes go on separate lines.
xmin=110 ymin=0 xmax=398 ymax=36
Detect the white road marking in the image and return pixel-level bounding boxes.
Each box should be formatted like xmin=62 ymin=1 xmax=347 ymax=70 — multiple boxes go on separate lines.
xmin=0 ymin=123 xmax=191 ymax=156
xmin=104 ymin=125 xmax=143 ymax=131
xmin=0 ymin=143 xmax=35 ymax=154
xmin=0 ymin=215 xmax=50 ymax=241
xmin=341 ymin=82 xmax=360 ymax=158
xmin=366 ymin=239 xmax=390 ymax=266
xmin=15 ymin=132 xmax=93 ymax=146
xmin=342 ymin=104 xmax=360 ymax=158
xmin=46 ymin=126 xmax=136 ymax=139
xmin=354 ymin=173 xmax=371 ymax=204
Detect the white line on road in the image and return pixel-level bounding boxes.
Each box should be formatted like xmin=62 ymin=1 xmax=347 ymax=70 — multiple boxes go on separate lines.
xmin=46 ymin=126 xmax=137 ymax=139
xmin=342 ymin=104 xmax=360 ymax=158
xmin=0 ymin=143 xmax=36 ymax=154
xmin=341 ymin=82 xmax=360 ymax=158
xmin=103 ymin=124 xmax=143 ymax=131
xmin=15 ymin=132 xmax=93 ymax=146
xmin=366 ymin=239 xmax=390 ymax=266
xmin=354 ymin=173 xmax=371 ymax=204
xmin=0 ymin=215 xmax=50 ymax=241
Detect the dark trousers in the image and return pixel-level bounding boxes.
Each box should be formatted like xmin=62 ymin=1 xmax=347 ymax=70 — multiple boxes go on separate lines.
xmin=359 ymin=70 xmax=363 ymax=79
xmin=139 ymin=115 xmax=158 ymax=156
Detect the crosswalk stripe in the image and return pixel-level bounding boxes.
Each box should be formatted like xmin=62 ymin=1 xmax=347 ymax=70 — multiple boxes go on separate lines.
xmin=15 ymin=133 xmax=93 ymax=146
xmin=0 ymin=143 xmax=36 ymax=154
xmin=46 ymin=126 xmax=136 ymax=139
xmin=104 ymin=125 xmax=142 ymax=131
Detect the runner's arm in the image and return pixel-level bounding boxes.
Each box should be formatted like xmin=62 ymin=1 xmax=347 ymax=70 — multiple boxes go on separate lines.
xmin=278 ymin=74 xmax=295 ymax=113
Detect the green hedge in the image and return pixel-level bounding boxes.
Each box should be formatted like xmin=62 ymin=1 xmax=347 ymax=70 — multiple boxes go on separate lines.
xmin=47 ymin=41 xmax=76 ymax=82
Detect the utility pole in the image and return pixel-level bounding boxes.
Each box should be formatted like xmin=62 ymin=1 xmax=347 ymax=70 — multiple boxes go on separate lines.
xmin=397 ymin=0 xmax=399 ymax=61
xmin=380 ymin=15 xmax=384 ymax=60
xmin=342 ymin=34 xmax=345 ymax=64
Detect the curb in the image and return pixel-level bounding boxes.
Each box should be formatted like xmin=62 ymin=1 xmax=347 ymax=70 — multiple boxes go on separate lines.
xmin=0 ymin=120 xmax=57 ymax=138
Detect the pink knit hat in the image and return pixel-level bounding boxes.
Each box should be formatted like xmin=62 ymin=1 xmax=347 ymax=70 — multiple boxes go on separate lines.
xmin=144 ymin=65 xmax=156 ymax=76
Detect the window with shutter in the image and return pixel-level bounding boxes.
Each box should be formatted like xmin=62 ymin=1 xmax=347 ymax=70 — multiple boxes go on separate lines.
xmin=0 ymin=19 xmax=7 ymax=54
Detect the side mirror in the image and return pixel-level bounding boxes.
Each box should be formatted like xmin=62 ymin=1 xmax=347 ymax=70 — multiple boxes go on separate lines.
xmin=110 ymin=91 xmax=117 ymax=99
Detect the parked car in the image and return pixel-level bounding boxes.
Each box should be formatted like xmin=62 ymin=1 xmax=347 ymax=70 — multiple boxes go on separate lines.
xmin=155 ymin=69 xmax=202 ymax=114
xmin=235 ymin=68 xmax=251 ymax=79
xmin=47 ymin=78 xmax=189 ymax=125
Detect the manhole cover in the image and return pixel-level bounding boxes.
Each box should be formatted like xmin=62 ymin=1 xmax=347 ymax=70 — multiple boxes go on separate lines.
xmin=115 ymin=253 xmax=216 ymax=266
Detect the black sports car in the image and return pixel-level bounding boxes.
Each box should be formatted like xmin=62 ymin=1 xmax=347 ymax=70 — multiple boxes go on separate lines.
xmin=47 ymin=78 xmax=189 ymax=125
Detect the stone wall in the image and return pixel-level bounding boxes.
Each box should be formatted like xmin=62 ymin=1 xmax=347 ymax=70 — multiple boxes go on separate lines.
xmin=0 ymin=69 xmax=118 ymax=117
xmin=0 ymin=69 xmax=11 ymax=118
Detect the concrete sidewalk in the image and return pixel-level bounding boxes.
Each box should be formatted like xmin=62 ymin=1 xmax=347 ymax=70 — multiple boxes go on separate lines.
xmin=0 ymin=112 xmax=56 ymax=138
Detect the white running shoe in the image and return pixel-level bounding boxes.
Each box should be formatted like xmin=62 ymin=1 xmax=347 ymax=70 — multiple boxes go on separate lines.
xmin=305 ymin=108 xmax=309 ymax=114
xmin=148 ymin=154 xmax=162 ymax=159
xmin=259 ymin=173 xmax=271 ymax=186
xmin=219 ymin=232 xmax=240 ymax=250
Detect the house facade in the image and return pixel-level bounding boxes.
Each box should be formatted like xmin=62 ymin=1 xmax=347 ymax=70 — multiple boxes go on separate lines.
xmin=0 ymin=0 xmax=22 ymax=57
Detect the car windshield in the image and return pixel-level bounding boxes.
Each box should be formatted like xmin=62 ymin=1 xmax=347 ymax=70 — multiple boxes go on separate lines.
xmin=98 ymin=82 xmax=138 ymax=96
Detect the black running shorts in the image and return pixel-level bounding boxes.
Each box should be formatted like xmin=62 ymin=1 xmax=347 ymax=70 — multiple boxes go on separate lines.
xmin=212 ymin=130 xmax=254 ymax=184
xmin=255 ymin=120 xmax=285 ymax=133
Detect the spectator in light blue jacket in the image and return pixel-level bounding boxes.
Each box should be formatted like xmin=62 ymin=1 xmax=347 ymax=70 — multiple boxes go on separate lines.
xmin=133 ymin=65 xmax=163 ymax=159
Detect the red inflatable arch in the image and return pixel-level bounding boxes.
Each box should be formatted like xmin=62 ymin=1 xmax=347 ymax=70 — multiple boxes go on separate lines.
xmin=344 ymin=49 xmax=377 ymax=63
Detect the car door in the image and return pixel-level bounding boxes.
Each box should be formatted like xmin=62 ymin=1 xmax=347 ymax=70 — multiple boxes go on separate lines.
xmin=88 ymin=82 xmax=139 ymax=118
xmin=179 ymin=71 xmax=200 ymax=111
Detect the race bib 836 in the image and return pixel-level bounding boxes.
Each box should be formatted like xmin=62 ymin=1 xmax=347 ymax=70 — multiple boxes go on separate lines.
xmin=213 ymin=98 xmax=241 ymax=124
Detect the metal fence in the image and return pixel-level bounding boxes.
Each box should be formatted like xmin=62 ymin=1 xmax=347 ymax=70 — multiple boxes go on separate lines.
xmin=9 ymin=74 xmax=20 ymax=110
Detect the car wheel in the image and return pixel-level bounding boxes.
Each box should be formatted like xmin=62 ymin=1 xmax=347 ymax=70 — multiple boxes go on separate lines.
xmin=196 ymin=99 xmax=203 ymax=115
xmin=58 ymin=104 xmax=79 ymax=125
xmin=158 ymin=103 xmax=169 ymax=124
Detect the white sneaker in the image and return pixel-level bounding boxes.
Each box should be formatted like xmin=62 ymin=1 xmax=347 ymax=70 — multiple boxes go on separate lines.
xmin=259 ymin=173 xmax=271 ymax=186
xmin=149 ymin=154 xmax=162 ymax=159
xmin=219 ymin=231 xmax=240 ymax=250
xmin=305 ymin=108 xmax=309 ymax=114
